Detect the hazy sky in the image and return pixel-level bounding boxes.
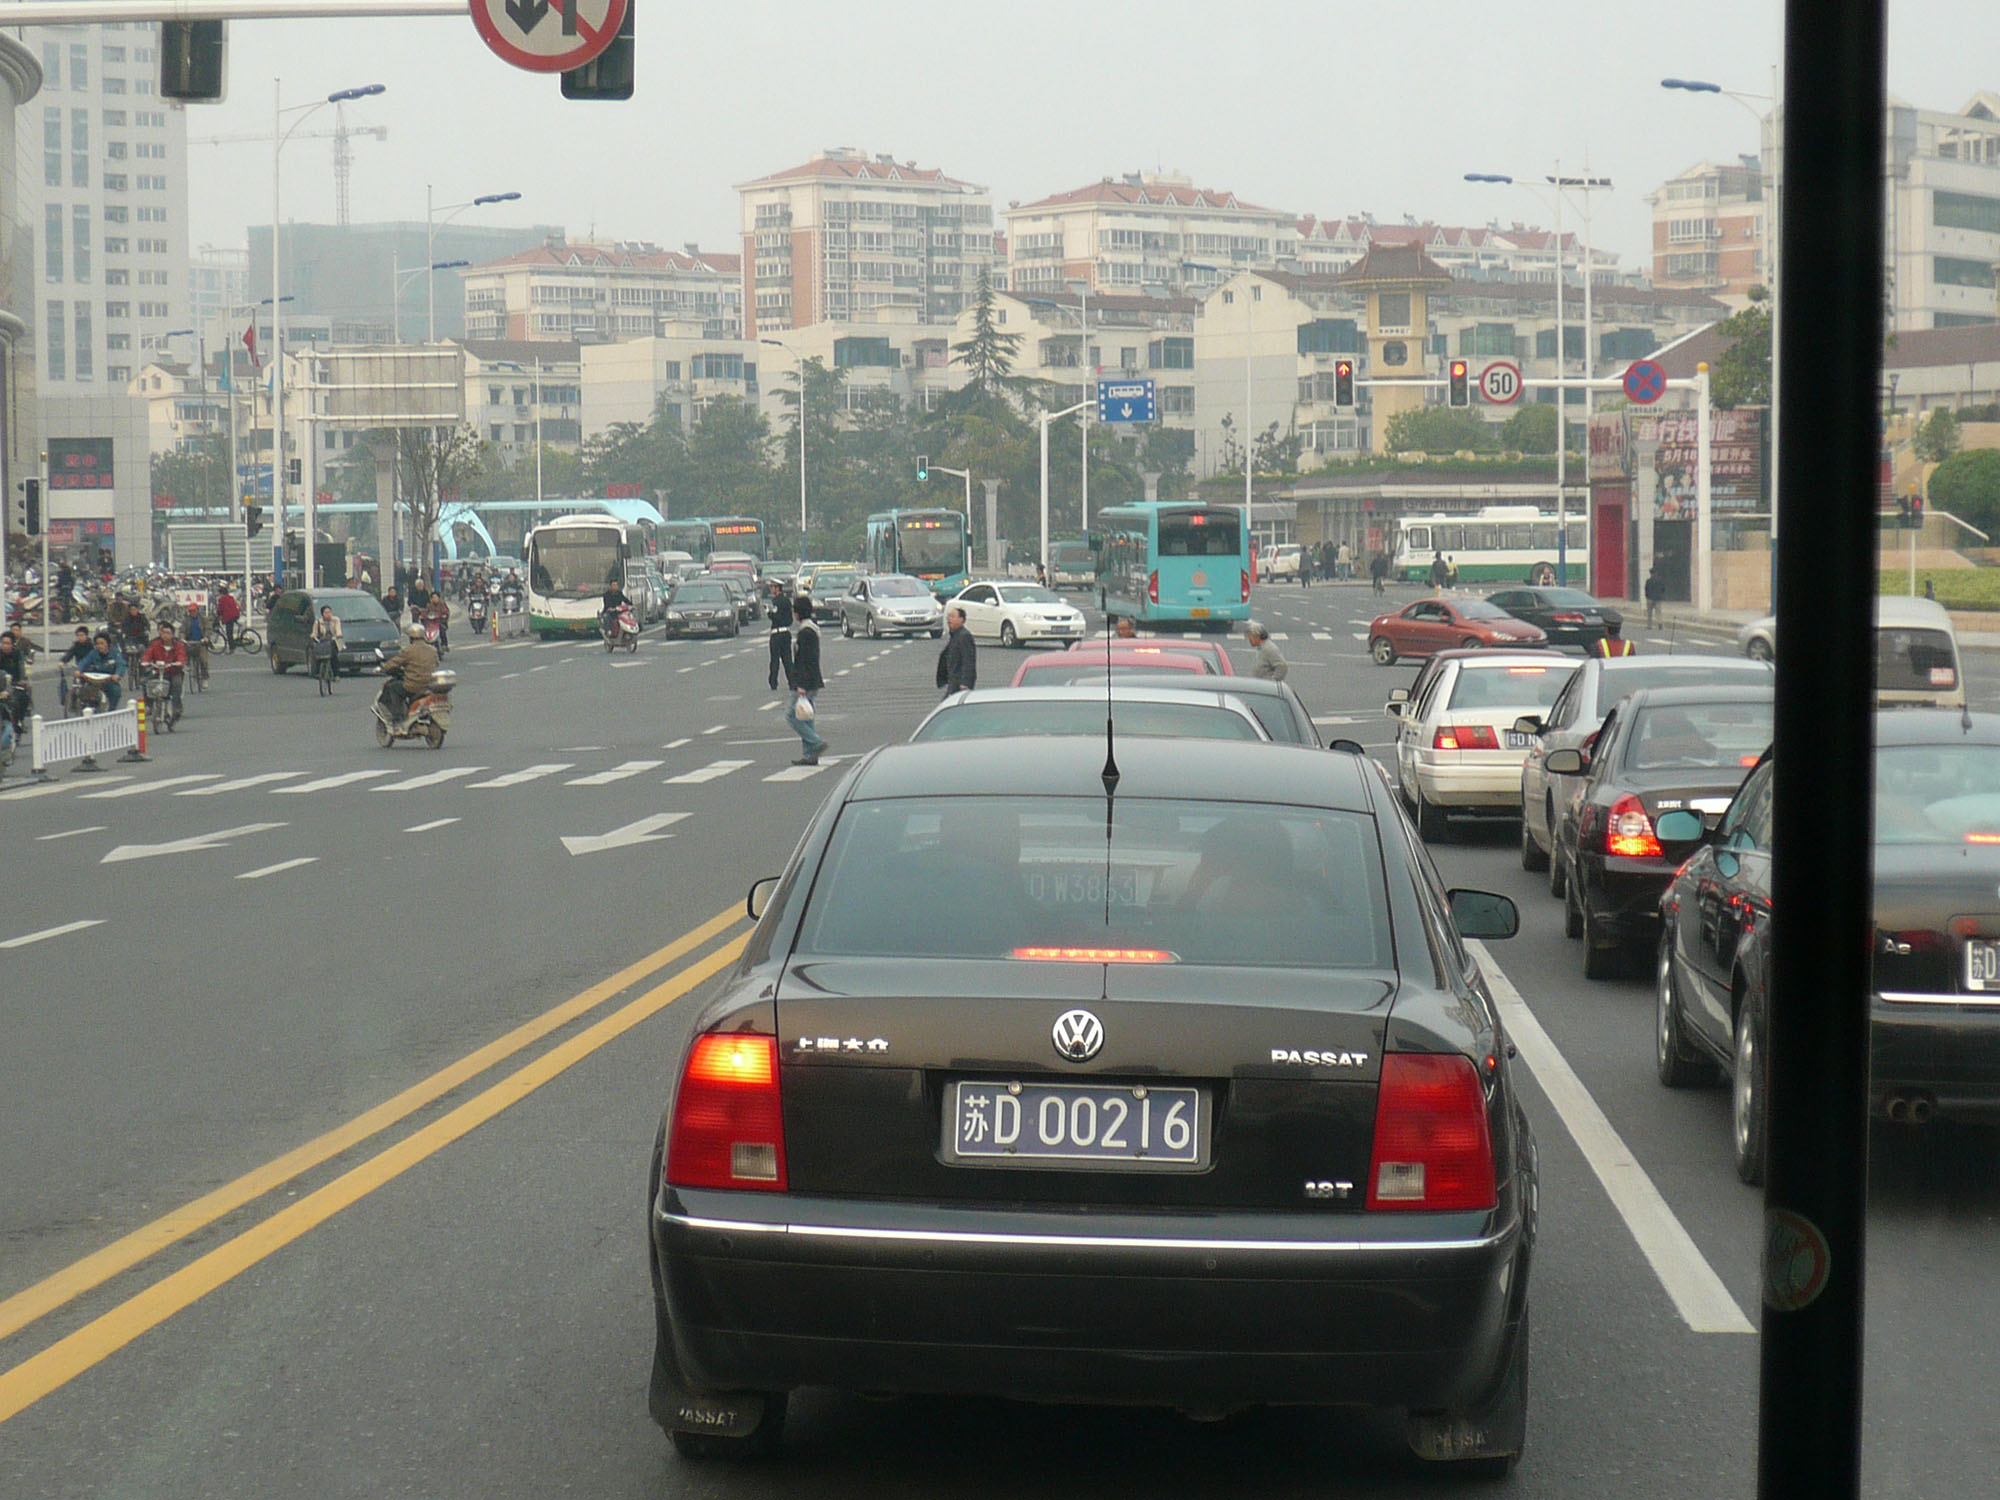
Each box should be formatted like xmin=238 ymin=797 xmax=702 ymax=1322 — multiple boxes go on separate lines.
xmin=176 ymin=0 xmax=1992 ymax=270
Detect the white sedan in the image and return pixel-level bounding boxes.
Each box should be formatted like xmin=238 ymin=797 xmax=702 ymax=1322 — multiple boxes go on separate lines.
xmin=1387 ymin=650 xmax=1573 ymax=841
xmin=947 ymin=581 xmax=1087 ymax=647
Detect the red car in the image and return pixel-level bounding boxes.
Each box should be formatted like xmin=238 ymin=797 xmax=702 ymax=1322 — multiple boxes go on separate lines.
xmin=1010 ymin=647 xmax=1213 ymax=687
xmin=1369 ymin=597 xmax=1547 ymax=665
xmin=1073 ymin=637 xmax=1236 ymax=675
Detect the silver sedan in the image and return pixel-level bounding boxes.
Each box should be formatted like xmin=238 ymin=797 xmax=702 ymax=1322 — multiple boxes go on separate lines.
xmin=839 ymin=575 xmax=945 ymax=639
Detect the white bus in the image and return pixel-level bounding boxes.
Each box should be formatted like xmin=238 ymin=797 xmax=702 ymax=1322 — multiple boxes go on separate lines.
xmin=525 ymin=513 xmax=639 ymax=638
xmin=1393 ymin=505 xmax=1588 ymax=584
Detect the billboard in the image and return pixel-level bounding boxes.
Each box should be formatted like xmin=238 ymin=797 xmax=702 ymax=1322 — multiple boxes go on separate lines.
xmin=316 ymin=347 xmax=465 ymax=428
xmin=48 ymin=437 xmax=114 ymax=491
xmin=1645 ymin=407 xmax=1765 ymax=518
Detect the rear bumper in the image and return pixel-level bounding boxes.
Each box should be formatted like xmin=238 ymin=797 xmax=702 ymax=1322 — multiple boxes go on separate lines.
xmin=653 ymin=1189 xmax=1527 ymax=1411
xmin=1413 ymin=757 xmax=1529 ymax=809
xmin=1871 ymin=997 xmax=2000 ymax=1119
xmin=1578 ymin=857 xmax=1678 ymax=943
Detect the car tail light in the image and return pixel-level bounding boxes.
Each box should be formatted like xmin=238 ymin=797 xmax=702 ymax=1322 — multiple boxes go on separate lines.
xmin=1148 ymin=571 xmax=1160 ymax=604
xmin=1366 ymin=1053 xmax=1496 ymax=1212
xmin=1551 ymin=612 xmax=1584 ymax=623
xmin=1240 ymin=569 xmax=1251 ymax=602
xmin=1605 ymin=793 xmax=1663 ymax=859
xmin=1433 ymin=724 xmax=1499 ymax=751
xmin=666 ymin=1033 xmax=787 ymax=1192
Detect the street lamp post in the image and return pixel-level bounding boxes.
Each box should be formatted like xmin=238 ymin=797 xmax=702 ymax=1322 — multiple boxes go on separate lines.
xmin=1066 ymin=279 xmax=1092 ymax=532
xmin=928 ymin=463 xmax=975 ymax=568
xmin=391 ymin=256 xmax=469 ymax=343
xmin=163 ymin=327 xmax=213 ymax=518
xmin=275 ymin=79 xmax=384 ymax=590
xmin=426 ymin=187 xmax=520 ymax=342
xmin=1039 ymin=398 xmax=1097 ymax=580
xmin=761 ymin=339 xmax=807 ymax=560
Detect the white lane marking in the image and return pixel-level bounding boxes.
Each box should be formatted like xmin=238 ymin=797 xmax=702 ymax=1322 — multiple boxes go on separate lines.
xmin=560 ymin=810 xmax=689 ymax=856
xmin=178 ymin=772 xmax=307 ymax=796
xmin=558 ymin=657 xmax=576 ymax=665
xmin=1349 ymin=619 xmax=1373 ymax=627
xmin=1467 ymin=940 xmax=1755 ymax=1335
xmin=405 ymin=816 xmax=460 ymax=832
xmin=701 ymin=724 xmax=727 ymax=736
xmin=557 ymin=745 xmax=607 ymax=752
xmin=468 ymin=763 xmax=572 ymax=789
xmin=763 ymin=755 xmax=846 ymax=782
xmin=80 ymin=773 xmax=223 ymax=799
xmin=756 ymin=701 xmax=780 ymax=713
xmin=1352 ymin=632 xmax=1369 ymax=641
xmin=494 ymin=640 xmax=537 ymax=651
xmin=1 ymin=777 xmax=128 ymax=801
xmin=1270 ymin=633 xmax=1290 ymax=641
xmin=706 ymin=694 xmax=743 ymax=701
xmin=662 ymin=737 xmax=692 ymax=750
xmin=531 ymin=665 xmax=550 ymax=673
xmin=101 ymin=822 xmax=287 ymax=864
xmin=835 ymin=668 xmax=852 ymax=677
xmin=565 ymin=759 xmax=663 ymax=786
xmin=0 ymin=918 xmax=106 ymax=949
xmin=500 ymin=672 xmax=520 ymax=680
xmin=374 ymin=766 xmax=487 ymax=792
xmin=677 ymin=666 xmax=696 ymax=674
xmin=1313 ymin=631 xmax=1334 ymax=640
xmin=273 ymin=770 xmax=397 ymax=795
xmin=35 ymin=825 xmax=107 ymax=841
xmin=610 ymin=659 xmax=651 ymax=669
xmin=729 ymin=736 xmax=800 ymax=746
xmin=235 ymin=856 xmax=319 ymax=881
xmin=665 ymin=758 xmax=754 ymax=785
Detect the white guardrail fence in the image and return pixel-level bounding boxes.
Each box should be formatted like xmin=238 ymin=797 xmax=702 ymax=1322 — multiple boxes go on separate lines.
xmin=31 ymin=704 xmax=139 ymax=775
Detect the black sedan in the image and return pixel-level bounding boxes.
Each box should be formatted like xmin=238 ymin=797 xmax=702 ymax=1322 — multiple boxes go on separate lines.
xmin=1485 ymin=586 xmax=1620 ymax=652
xmin=647 ymin=737 xmax=1536 ymax=1476
xmin=661 ymin=580 xmax=740 ymax=638
xmin=1547 ymin=684 xmax=1773 ymax=978
xmin=1657 ymin=712 xmax=2000 ymax=1184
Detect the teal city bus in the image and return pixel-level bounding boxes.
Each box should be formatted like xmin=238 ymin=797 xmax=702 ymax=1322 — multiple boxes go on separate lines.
xmin=1092 ymin=501 xmax=1251 ymax=628
xmin=865 ymin=508 xmax=970 ymax=598
xmin=657 ymin=516 xmax=770 ymax=564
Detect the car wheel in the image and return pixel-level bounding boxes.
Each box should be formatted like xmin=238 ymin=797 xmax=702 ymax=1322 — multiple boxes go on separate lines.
xmin=1548 ymin=816 xmax=1568 ymax=898
xmin=1519 ymin=811 xmax=1548 ymax=872
xmin=1460 ymin=636 xmax=1483 ymax=650
xmin=1416 ymin=789 xmax=1449 ymax=842
xmin=1370 ymin=636 xmax=1397 ymax=666
xmin=1732 ymin=989 xmax=1769 ymax=1185
xmin=1581 ymin=902 xmax=1622 ymax=979
xmin=269 ymin=647 xmax=288 ymax=674
xmin=1746 ymin=637 xmax=1773 ymax=662
xmin=1000 ymin=620 xmax=1018 ymax=648
xmin=841 ymin=616 xmax=853 ymax=638
xmin=1562 ymin=866 xmax=1584 ymax=939
xmin=868 ymin=617 xmax=881 ymax=639
xmin=1656 ymin=939 xmax=1713 ymax=1087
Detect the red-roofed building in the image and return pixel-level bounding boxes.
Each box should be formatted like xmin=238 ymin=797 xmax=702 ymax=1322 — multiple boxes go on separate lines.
xmin=1004 ymin=171 xmax=1293 ymax=297
xmin=460 ymin=239 xmax=742 ymax=344
xmin=1289 ymin=216 xmax=1619 ymax=286
xmin=735 ymin=148 xmax=996 ymax=336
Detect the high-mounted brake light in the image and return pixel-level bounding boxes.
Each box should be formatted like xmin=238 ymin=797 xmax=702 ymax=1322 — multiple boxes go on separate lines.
xmin=667 ymin=1033 xmax=787 ymax=1192
xmin=1605 ymin=793 xmax=1663 ymax=859
xmin=1012 ymin=946 xmax=1177 ymax=964
xmin=1366 ymin=1053 xmax=1496 ymax=1212
xmin=1505 ymin=666 xmax=1549 ymax=676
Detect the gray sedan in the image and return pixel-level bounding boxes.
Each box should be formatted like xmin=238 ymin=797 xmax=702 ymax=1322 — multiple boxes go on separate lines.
xmin=839 ymin=574 xmax=945 ymax=639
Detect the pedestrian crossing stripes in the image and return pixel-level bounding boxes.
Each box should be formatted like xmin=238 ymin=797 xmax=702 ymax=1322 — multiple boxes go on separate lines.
xmin=564 ymin=759 xmax=663 ymax=786
xmin=763 ymin=756 xmax=844 ymax=782
xmin=273 ymin=769 xmax=397 ymax=795
xmin=80 ymin=773 xmax=222 ymax=799
xmin=373 ymin=766 xmax=488 ymax=793
xmin=466 ymin=763 xmax=572 ymax=789
xmin=179 ymin=772 xmax=307 ymax=796
xmin=665 ymin=759 xmax=753 ymax=785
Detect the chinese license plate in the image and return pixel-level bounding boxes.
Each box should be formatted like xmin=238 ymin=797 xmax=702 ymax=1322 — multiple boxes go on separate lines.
xmin=1965 ymin=941 xmax=2000 ymax=991
xmin=1503 ymin=730 xmax=1535 ymax=750
xmin=1190 ymin=608 xmax=1211 ymax=619
xmin=945 ymin=1081 xmax=1207 ymax=1169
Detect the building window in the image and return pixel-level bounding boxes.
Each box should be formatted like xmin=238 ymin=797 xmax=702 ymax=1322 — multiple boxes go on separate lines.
xmin=108 ymin=365 xmax=131 ymax=383
xmin=104 ymin=205 xmax=129 ymax=224
xmin=1160 ymin=385 xmax=1195 ymax=415
xmin=1377 ymin=292 xmax=1412 ymax=330
xmin=1457 ymin=322 xmax=1514 ymax=357
xmin=74 ymin=305 xmax=93 ymax=381
xmin=1600 ymin=327 xmax=1656 ymax=361
xmin=1295 ymin=319 xmax=1357 ymax=355
xmin=106 ymin=301 xmax=129 ymax=319
xmin=69 ymin=43 xmax=87 ymax=89
xmin=105 ymin=268 xmax=128 ymax=286
xmin=107 ymin=332 xmax=130 ymax=350
xmin=103 ymin=44 xmax=126 ymax=63
xmin=1936 ymin=311 xmax=1999 ymax=328
xmin=43 ymin=107 xmax=61 ymax=186
xmin=104 ymin=108 xmax=126 ymax=127
xmin=104 ymin=77 xmax=126 ymax=95
xmin=1934 ymin=255 xmax=1997 ymax=290
xmin=72 ymin=205 xmax=91 ymax=282
xmin=1933 ymin=191 xmax=2000 ymax=236
xmin=1535 ymin=326 xmax=1586 ymax=360
xmin=44 ymin=205 xmax=63 ymax=282
xmin=42 ymin=42 xmax=60 ymax=87
xmin=47 ymin=301 xmax=65 ymax=381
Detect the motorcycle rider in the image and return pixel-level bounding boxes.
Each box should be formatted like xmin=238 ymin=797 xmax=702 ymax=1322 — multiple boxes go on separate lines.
xmin=601 ymin=575 xmax=632 ymax=640
xmin=57 ymin=626 xmax=94 ymax=711
xmin=423 ymin=590 xmax=452 ymax=655
xmin=378 ymin=622 xmax=440 ymax=726
xmin=140 ymin=620 xmax=189 ymax=718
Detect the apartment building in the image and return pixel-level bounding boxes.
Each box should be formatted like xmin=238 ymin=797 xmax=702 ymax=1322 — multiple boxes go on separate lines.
xmin=1645 ymin=159 xmax=1767 ymax=298
xmin=1290 ymin=216 xmax=1622 ymax=287
xmin=581 ymin=330 xmax=763 ymax=437
xmin=189 ymin=244 xmax=246 ymax=334
xmin=1004 ymin=171 xmax=1292 ymax=297
xmin=736 ymin=148 xmax=996 ymax=336
xmin=952 ymin=288 xmax=1199 ymax=427
xmin=1 ymin=34 xmax=42 ymax=538
xmin=461 ymin=339 xmax=583 ymax=459
xmin=1883 ymin=93 xmax=2000 ymax=330
xmin=462 ymin=240 xmax=742 ymax=345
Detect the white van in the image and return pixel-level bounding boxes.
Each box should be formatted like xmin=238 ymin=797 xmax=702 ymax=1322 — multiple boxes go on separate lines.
xmin=1737 ymin=596 xmax=1962 ymax=708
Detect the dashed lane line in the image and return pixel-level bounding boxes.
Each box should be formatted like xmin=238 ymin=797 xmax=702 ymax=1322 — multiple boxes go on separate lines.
xmin=466 ymin=764 xmax=572 ymax=789
xmin=236 ymin=857 xmax=319 ymax=881
xmin=0 ymin=919 xmax=106 ymax=950
xmin=1 ymin=778 xmax=129 ymax=802
xmin=178 ymin=772 xmax=306 ymax=796
xmin=404 ymin=817 xmax=460 ymax=833
xmin=662 ymin=737 xmax=692 ymax=750
xmin=272 ymin=770 xmax=397 ymax=795
xmin=701 ymin=724 xmax=728 ymax=735
xmin=80 ymin=774 xmax=223 ymax=799
xmin=35 ymin=826 xmax=106 ymax=841
xmin=564 ymin=759 xmax=663 ymax=787
xmin=373 ymin=766 xmax=488 ymax=793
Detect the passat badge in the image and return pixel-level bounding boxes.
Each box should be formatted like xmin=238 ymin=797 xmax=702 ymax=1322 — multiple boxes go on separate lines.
xmin=1051 ymin=1010 xmax=1105 ymax=1062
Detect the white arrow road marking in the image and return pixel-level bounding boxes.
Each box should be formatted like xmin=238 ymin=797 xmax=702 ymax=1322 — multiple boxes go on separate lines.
xmin=467 ymin=763 xmax=571 ymax=789
xmin=236 ymin=857 xmax=319 ymax=881
xmin=178 ymin=772 xmax=307 ymax=796
xmin=273 ymin=770 xmax=397 ymax=795
xmin=373 ymin=766 xmax=488 ymax=792
xmin=565 ymin=759 xmax=662 ymax=786
xmin=0 ymin=777 xmax=129 ymax=801
xmin=405 ymin=817 xmax=460 ymax=833
xmin=101 ymin=822 xmax=287 ymax=865
xmin=560 ymin=810 xmax=690 ymax=857
xmin=35 ymin=825 xmax=107 ymax=841
xmin=0 ymin=918 xmax=106 ymax=949
xmin=80 ymin=773 xmax=223 ymax=799
xmin=665 ymin=759 xmax=753 ymax=785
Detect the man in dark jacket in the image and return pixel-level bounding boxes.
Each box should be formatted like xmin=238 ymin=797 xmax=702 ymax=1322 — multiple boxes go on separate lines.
xmin=935 ymin=606 xmax=977 ymax=694
xmin=765 ymin=581 xmax=794 ymax=691
xmin=786 ymin=596 xmax=827 ymax=765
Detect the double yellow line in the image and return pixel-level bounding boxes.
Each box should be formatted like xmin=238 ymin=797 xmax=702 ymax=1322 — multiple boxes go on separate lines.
xmin=0 ymin=904 xmax=748 ymax=1426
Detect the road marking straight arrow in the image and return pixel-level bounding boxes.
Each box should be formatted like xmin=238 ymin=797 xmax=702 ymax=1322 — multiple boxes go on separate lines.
xmin=101 ymin=823 xmax=288 ymax=865
xmin=560 ymin=811 xmax=690 ymax=857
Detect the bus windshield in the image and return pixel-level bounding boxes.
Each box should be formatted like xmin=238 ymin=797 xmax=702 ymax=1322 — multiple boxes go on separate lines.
xmin=1158 ymin=512 xmax=1241 ymax=557
xmin=898 ymin=517 xmax=964 ymax=574
xmin=531 ymin=531 xmax=624 ymax=599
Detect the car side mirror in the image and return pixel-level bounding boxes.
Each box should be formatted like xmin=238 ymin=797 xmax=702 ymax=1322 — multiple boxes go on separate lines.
xmin=1388 ymin=687 xmax=1410 ymax=703
xmin=1654 ymin=809 xmax=1707 ymax=846
xmin=1327 ymin=738 xmax=1365 ymax=754
xmin=1543 ymin=748 xmax=1587 ymax=775
xmin=747 ymin=875 xmax=780 ymax=921
xmin=1384 ymin=701 xmax=1404 ymax=720
xmin=1448 ymin=889 xmax=1519 ymax=940
xmin=1513 ymin=715 xmax=1543 ymax=736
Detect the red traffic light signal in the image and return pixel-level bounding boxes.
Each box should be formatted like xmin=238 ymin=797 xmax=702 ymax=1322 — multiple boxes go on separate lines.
xmin=1333 ymin=358 xmax=1355 ymax=407
xmin=1448 ymin=360 xmax=1470 ymax=407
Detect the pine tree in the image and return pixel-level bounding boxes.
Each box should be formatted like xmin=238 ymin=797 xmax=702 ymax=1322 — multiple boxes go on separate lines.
xmin=952 ymin=268 xmax=1023 ymax=398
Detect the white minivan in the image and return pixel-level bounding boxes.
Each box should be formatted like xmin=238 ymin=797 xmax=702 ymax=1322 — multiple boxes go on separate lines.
xmin=1735 ymin=595 xmax=1963 ymax=709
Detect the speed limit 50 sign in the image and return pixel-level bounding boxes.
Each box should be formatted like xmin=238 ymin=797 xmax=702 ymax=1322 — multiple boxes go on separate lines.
xmin=1478 ymin=360 xmax=1523 ymax=406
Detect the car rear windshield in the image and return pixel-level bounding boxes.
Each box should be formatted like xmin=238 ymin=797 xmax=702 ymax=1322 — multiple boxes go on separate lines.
xmin=1878 ymin=627 xmax=1958 ymax=693
xmin=1876 ymin=744 xmax=2000 ymax=844
xmin=1590 ymin=662 xmax=1770 ymax=716
xmin=1017 ymin=662 xmax=1204 ymax=686
xmin=1447 ymin=663 xmax=1569 ymax=711
xmin=1622 ymin=701 xmax=1774 ymax=772
xmin=672 ymin=585 xmax=728 ymax=605
xmin=796 ymin=797 xmax=1391 ymax=968
xmin=998 ymin=585 xmax=1064 ymax=604
xmin=913 ymin=702 xmax=1263 ymax=742
xmin=1157 ymin=513 xmax=1241 ymax=557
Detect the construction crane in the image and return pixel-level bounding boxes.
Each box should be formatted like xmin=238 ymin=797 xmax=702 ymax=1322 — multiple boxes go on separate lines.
xmin=190 ymin=120 xmax=389 ymax=224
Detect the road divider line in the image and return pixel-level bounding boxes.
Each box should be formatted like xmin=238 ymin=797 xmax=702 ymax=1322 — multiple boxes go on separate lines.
xmin=235 ymin=857 xmax=319 ymax=881
xmin=0 ymin=932 xmax=750 ymax=1429
xmin=0 ymin=904 xmax=747 ymax=1353
xmin=1467 ymin=940 xmax=1755 ymax=1335
xmin=80 ymin=773 xmax=223 ymax=799
xmin=0 ymin=918 xmax=106 ymax=950
xmin=404 ymin=817 xmax=459 ymax=833
xmin=34 ymin=826 xmax=106 ymax=841
xmin=1 ymin=778 xmax=127 ymax=802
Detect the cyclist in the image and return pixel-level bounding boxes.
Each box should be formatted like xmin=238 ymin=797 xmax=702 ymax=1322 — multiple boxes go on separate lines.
xmin=216 ymin=586 xmax=242 ymax=650
xmin=76 ymin=631 xmax=126 ymax=710
xmin=183 ymin=603 xmax=209 ymax=688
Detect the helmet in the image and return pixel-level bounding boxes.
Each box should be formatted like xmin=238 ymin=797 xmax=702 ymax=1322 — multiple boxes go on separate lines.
xmin=407 ymin=622 xmax=424 ymax=639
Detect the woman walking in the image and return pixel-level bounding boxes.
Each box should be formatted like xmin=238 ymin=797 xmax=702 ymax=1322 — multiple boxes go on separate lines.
xmin=310 ymin=604 xmax=343 ymax=695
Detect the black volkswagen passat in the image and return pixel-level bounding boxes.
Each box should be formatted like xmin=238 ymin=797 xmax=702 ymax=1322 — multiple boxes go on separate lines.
xmin=1657 ymin=711 xmax=2000 ymax=1185
xmin=1485 ymin=585 xmax=1618 ymax=653
xmin=648 ymin=737 xmax=1537 ymax=1476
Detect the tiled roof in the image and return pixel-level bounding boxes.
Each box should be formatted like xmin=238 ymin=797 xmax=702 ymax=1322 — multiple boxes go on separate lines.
xmin=1337 ymin=244 xmax=1455 ymax=286
xmin=457 ymin=339 xmax=584 ymax=364
xmin=1247 ymin=268 xmax=1727 ymax=315
xmin=1010 ymin=178 xmax=1283 ymax=216
xmin=469 ymin=244 xmax=737 ymax=275
xmin=738 ymin=154 xmax=979 ymax=191
xmin=1883 ymin=320 xmax=2000 ymax=371
xmin=1000 ymin=288 xmax=1201 ymax=317
xmin=1295 ymin=216 xmax=1579 ymax=255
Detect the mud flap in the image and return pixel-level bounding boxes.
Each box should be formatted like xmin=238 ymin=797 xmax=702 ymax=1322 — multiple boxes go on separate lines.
xmin=1405 ymin=1303 xmax=1529 ymax=1467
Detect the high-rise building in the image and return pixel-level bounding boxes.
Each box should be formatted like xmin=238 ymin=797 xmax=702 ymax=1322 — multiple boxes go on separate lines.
xmin=1645 ymin=159 xmax=1767 ymax=298
xmin=1004 ymin=171 xmax=1293 ymax=296
xmin=25 ymin=20 xmax=189 ymax=392
xmin=189 ymin=243 xmax=247 ymax=334
xmin=736 ymin=148 xmax=995 ymax=336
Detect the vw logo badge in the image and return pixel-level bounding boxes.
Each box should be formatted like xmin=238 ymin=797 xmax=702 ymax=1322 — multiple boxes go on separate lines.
xmin=1051 ymin=1009 xmax=1105 ymax=1063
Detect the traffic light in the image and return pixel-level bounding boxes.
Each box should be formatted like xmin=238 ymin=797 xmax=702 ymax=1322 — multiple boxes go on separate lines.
xmin=160 ymin=20 xmax=227 ymax=103
xmin=244 ymin=503 xmax=263 ymax=538
xmin=562 ymin=2 xmax=634 ymax=100
xmin=1911 ymin=493 xmax=1924 ymax=527
xmin=22 ymin=477 xmax=39 ymax=537
xmin=916 ymin=454 xmax=930 ymax=481
xmin=1333 ymin=359 xmax=1355 ymax=408
xmin=1448 ymin=359 xmax=1471 ymax=407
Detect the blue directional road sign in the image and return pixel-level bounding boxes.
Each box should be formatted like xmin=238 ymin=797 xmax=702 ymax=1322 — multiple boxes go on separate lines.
xmin=1096 ymin=378 xmax=1157 ymax=423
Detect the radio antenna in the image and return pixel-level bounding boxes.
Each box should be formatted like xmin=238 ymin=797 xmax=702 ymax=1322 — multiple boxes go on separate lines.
xmin=1102 ymin=623 xmax=1119 ymax=927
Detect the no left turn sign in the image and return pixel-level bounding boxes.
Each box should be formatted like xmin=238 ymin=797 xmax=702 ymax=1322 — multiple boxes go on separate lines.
xmin=1478 ymin=360 xmax=1523 ymax=406
xmin=471 ymin=0 xmax=628 ymax=73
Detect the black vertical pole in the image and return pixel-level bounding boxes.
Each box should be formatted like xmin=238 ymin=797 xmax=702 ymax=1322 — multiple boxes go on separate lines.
xmin=1762 ymin=4 xmax=1882 ymax=1498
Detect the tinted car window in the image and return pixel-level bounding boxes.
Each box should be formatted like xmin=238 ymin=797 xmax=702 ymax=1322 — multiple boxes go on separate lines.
xmin=914 ymin=702 xmax=1262 ymax=741
xmin=326 ymin=597 xmax=390 ymax=624
xmin=1587 ymin=662 xmax=1770 ymax=718
xmin=671 ymin=585 xmax=729 ymax=605
xmin=1621 ymin=701 xmax=1774 ymax=772
xmin=1446 ymin=664 xmax=1568 ymax=712
xmin=1875 ymin=744 xmax=2000 ymax=843
xmin=1454 ymin=600 xmax=1512 ymax=620
xmin=1878 ymin=628 xmax=1958 ymax=693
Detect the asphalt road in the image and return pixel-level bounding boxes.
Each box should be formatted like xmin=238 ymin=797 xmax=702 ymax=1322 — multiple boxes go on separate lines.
xmin=1 ymin=583 xmax=1995 ymax=1497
